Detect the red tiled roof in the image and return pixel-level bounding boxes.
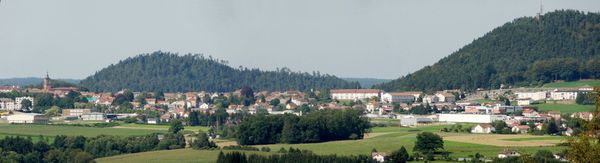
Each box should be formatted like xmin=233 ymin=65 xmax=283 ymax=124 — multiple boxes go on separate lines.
xmin=330 ymin=89 xmax=382 ymax=94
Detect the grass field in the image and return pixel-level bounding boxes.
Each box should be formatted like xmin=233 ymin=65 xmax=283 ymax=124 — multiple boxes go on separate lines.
xmin=97 ymin=125 xmax=567 ymax=162
xmin=534 ymin=104 xmax=593 ymax=114
xmin=503 ymin=136 xmax=566 ymax=141
xmin=542 ymin=80 xmax=600 ymax=88
xmin=118 ymin=123 xmax=209 ymax=132
xmin=0 ymin=124 xmax=165 ymax=137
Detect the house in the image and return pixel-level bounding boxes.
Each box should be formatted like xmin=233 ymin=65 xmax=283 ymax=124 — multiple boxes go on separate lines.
xmin=471 ymin=124 xmax=495 ymax=134
xmin=7 ymin=113 xmax=49 ymax=124
xmin=0 ymin=98 xmax=17 ymax=111
xmin=516 ymin=98 xmax=533 ymax=106
xmin=285 ymin=103 xmax=298 ymax=110
xmin=147 ymin=118 xmax=158 ymax=124
xmin=145 ymin=98 xmax=157 ymax=105
xmin=160 ymin=113 xmax=173 ymax=122
xmin=381 ymin=92 xmax=421 ymax=103
xmin=571 ymin=112 xmax=594 ymax=121
xmin=511 ymin=125 xmax=530 ymax=134
xmin=522 ymin=108 xmax=539 ymax=117
xmin=62 ymin=109 xmax=92 ymax=117
xmin=546 ymin=111 xmax=561 ymax=120
xmin=81 ymin=112 xmax=106 ymax=121
xmin=371 ymin=152 xmax=386 ymax=162
xmin=498 ymin=149 xmax=520 ymax=158
xmin=330 ymin=89 xmax=382 ymax=101
xmin=366 ymin=101 xmax=380 ymax=113
xmin=423 ymin=95 xmax=439 ymax=104
xmin=435 ymin=93 xmax=456 ymax=103
xmin=516 ymin=91 xmax=547 ymax=101
xmin=0 ymin=86 xmax=19 ymax=93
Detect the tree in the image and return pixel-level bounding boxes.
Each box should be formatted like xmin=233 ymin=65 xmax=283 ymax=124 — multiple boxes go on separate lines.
xmin=546 ymin=119 xmax=559 ymax=135
xmin=191 ymin=131 xmax=217 ymax=150
xmin=533 ymin=150 xmax=557 ymax=163
xmin=270 ymin=98 xmax=280 ymax=106
xmin=576 ymin=92 xmax=585 ymax=104
xmin=387 ymin=146 xmax=410 ymax=163
xmin=20 ymin=99 xmax=32 ymax=110
xmin=44 ymin=106 xmax=61 ymax=117
xmin=168 ymin=119 xmax=184 ymax=134
xmin=413 ymin=132 xmax=444 ymax=155
xmin=188 ymin=111 xmax=200 ymax=126
xmin=567 ymin=87 xmax=600 ymax=162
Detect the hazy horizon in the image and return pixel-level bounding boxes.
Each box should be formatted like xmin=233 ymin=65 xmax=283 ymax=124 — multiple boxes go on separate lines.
xmin=1 ymin=0 xmax=599 ymax=79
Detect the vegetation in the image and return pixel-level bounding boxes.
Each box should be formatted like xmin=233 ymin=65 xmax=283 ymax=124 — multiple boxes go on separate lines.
xmin=0 ymin=124 xmax=163 ymax=137
xmin=567 ymin=88 xmax=600 ymax=162
xmin=413 ymin=132 xmax=444 ymax=161
xmin=543 ymin=79 xmax=600 ymax=88
xmin=375 ymin=10 xmax=600 ymax=91
xmin=236 ymin=110 xmax=371 ymax=145
xmin=534 ymin=104 xmax=593 ymax=114
xmin=216 ymin=148 xmax=375 ymax=163
xmin=80 ymin=52 xmax=360 ymax=92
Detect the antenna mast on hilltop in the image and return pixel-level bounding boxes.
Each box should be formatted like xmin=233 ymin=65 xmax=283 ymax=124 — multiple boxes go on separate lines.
xmin=537 ymin=0 xmax=544 ymax=17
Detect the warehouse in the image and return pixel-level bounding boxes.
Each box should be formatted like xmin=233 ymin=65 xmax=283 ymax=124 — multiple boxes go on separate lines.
xmin=438 ymin=114 xmax=506 ymax=123
xmin=6 ymin=113 xmax=49 ymax=124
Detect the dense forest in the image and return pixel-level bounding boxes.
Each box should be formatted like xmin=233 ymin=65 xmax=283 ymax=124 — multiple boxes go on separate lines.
xmin=80 ymin=51 xmax=359 ymax=92
xmin=236 ymin=110 xmax=371 ymax=145
xmin=375 ymin=10 xmax=600 ymax=91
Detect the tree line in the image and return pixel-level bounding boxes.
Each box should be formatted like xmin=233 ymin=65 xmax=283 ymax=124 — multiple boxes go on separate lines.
xmin=236 ymin=109 xmax=371 ymax=145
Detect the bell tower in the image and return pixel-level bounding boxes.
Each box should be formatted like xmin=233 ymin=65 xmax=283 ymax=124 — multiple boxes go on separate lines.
xmin=43 ymin=72 xmax=51 ymax=91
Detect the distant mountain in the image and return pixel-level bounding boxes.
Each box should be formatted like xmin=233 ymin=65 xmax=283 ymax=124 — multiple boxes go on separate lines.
xmin=342 ymin=78 xmax=391 ymax=88
xmin=0 ymin=77 xmax=80 ymax=87
xmin=80 ymin=51 xmax=360 ymax=92
xmin=374 ymin=10 xmax=600 ymax=91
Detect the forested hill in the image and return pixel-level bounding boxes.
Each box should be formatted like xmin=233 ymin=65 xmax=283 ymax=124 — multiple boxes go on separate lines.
xmin=80 ymin=52 xmax=359 ymax=92
xmin=374 ymin=10 xmax=600 ymax=91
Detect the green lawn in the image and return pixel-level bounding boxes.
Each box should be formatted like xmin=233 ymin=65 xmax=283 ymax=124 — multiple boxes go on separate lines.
xmin=534 ymin=104 xmax=594 ymax=114
xmin=119 ymin=123 xmax=209 ymax=132
xmin=96 ymin=125 xmax=566 ymax=162
xmin=542 ymin=80 xmax=600 ymax=88
xmin=0 ymin=124 xmax=165 ymax=137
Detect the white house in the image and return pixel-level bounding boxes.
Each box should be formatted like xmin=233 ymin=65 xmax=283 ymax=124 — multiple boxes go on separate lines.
xmin=550 ymin=89 xmax=578 ymax=100
xmin=371 ymin=152 xmax=386 ymax=162
xmin=423 ymin=95 xmax=439 ymax=104
xmin=516 ymin=98 xmax=533 ymax=106
xmin=511 ymin=125 xmax=530 ymax=134
xmin=7 ymin=113 xmax=49 ymax=124
xmin=515 ymin=91 xmax=547 ymax=101
xmin=330 ymin=89 xmax=382 ymax=101
xmin=147 ymin=118 xmax=158 ymax=124
xmin=435 ymin=93 xmax=456 ymax=103
xmin=498 ymin=149 xmax=520 ymax=158
xmin=0 ymin=98 xmax=17 ymax=111
xmin=471 ymin=124 xmax=495 ymax=134
xmin=381 ymin=92 xmax=421 ymax=103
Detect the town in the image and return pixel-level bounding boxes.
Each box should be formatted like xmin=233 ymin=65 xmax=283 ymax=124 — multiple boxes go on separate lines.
xmin=0 ymin=73 xmax=594 ymax=162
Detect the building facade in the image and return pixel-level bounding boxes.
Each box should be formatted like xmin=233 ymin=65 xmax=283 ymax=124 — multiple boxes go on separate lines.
xmin=330 ymin=89 xmax=382 ymax=101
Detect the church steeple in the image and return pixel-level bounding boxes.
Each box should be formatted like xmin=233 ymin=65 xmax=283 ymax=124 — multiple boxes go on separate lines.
xmin=43 ymin=72 xmax=51 ymax=92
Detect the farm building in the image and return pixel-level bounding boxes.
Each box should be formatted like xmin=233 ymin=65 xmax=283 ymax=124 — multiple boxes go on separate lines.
xmin=438 ymin=114 xmax=506 ymax=123
xmin=81 ymin=112 xmax=106 ymax=121
xmin=400 ymin=115 xmax=434 ymax=127
xmin=6 ymin=113 xmax=49 ymax=124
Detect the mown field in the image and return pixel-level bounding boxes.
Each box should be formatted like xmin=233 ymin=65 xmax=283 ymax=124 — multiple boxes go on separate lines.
xmin=97 ymin=124 xmax=567 ymax=162
xmin=534 ymin=104 xmax=594 ymax=114
xmin=542 ymin=80 xmax=600 ymax=88
xmin=118 ymin=123 xmax=209 ymax=132
xmin=0 ymin=123 xmax=165 ymax=138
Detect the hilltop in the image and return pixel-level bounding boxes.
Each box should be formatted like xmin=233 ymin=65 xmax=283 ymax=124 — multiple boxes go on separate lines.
xmin=80 ymin=52 xmax=359 ymax=92
xmin=375 ymin=10 xmax=600 ymax=91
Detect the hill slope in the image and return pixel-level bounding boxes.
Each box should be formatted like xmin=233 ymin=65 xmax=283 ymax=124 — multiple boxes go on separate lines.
xmin=80 ymin=52 xmax=359 ymax=92
xmin=0 ymin=77 xmax=79 ymax=87
xmin=342 ymin=78 xmax=391 ymax=88
xmin=374 ymin=10 xmax=600 ymax=91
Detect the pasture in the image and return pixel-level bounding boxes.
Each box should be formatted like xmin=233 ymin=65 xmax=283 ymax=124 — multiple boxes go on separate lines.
xmin=0 ymin=124 xmax=165 ymax=137
xmin=97 ymin=124 xmax=567 ymax=162
xmin=542 ymin=80 xmax=600 ymax=88
xmin=534 ymin=104 xmax=594 ymax=114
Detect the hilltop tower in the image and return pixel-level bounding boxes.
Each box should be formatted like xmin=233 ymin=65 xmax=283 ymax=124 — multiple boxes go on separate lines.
xmin=43 ymin=72 xmax=51 ymax=91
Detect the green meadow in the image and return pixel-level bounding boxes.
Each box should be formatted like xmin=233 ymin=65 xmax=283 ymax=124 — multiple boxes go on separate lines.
xmin=97 ymin=125 xmax=567 ymax=162
xmin=534 ymin=104 xmax=594 ymax=114
xmin=542 ymin=80 xmax=600 ymax=88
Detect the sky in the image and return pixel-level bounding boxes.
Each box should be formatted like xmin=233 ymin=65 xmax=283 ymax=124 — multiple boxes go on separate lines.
xmin=1 ymin=0 xmax=599 ymax=80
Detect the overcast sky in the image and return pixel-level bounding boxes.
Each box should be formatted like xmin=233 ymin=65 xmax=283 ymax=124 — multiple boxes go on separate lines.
xmin=1 ymin=0 xmax=599 ymax=79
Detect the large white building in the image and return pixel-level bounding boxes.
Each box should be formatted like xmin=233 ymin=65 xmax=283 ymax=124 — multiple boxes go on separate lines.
xmin=381 ymin=92 xmax=421 ymax=103
xmin=550 ymin=89 xmax=579 ymax=100
xmin=330 ymin=89 xmax=382 ymax=101
xmin=515 ymin=91 xmax=547 ymax=101
xmin=6 ymin=113 xmax=49 ymax=124
xmin=438 ymin=114 xmax=506 ymax=123
xmin=0 ymin=97 xmax=34 ymax=111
